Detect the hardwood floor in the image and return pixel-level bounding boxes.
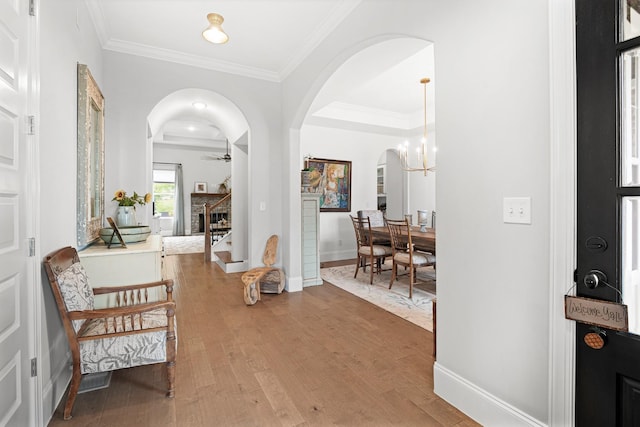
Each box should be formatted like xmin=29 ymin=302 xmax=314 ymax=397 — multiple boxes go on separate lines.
xmin=48 ymin=253 xmax=478 ymax=426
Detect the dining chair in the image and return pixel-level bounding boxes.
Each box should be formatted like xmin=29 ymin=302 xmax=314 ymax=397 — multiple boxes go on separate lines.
xmin=357 ymin=209 xmax=390 ymax=245
xmin=350 ymin=215 xmax=393 ymax=284
xmin=43 ymin=246 xmax=177 ymax=420
xmin=386 ymin=218 xmax=436 ymax=298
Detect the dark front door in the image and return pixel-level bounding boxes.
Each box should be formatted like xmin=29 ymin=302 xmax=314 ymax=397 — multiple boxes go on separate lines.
xmin=576 ymin=1 xmax=640 ymax=425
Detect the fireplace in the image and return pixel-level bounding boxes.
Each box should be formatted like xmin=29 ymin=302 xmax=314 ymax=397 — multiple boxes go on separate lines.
xmin=198 ymin=212 xmax=229 ymax=233
xmin=190 ymin=193 xmax=230 ymax=234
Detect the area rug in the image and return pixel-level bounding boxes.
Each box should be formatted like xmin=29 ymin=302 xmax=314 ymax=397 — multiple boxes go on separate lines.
xmin=321 ymin=261 xmax=436 ymax=331
xmin=162 ymin=235 xmax=204 ymax=255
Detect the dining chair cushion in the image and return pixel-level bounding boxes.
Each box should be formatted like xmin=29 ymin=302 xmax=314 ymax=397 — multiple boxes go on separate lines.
xmin=57 ymin=262 xmax=95 ymax=332
xmin=359 ymin=245 xmax=393 ymax=257
xmin=394 ymin=251 xmax=436 ymax=265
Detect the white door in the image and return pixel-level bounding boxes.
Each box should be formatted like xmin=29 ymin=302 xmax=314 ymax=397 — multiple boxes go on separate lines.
xmin=0 ymin=0 xmax=35 ymax=425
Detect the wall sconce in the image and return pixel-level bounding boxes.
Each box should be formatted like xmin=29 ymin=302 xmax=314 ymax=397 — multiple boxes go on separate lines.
xmin=202 ymin=13 xmax=229 ymax=44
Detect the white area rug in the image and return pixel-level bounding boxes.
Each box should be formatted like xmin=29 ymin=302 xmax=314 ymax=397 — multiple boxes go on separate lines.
xmin=162 ymin=235 xmax=204 ymax=255
xmin=321 ymin=261 xmax=436 ymax=331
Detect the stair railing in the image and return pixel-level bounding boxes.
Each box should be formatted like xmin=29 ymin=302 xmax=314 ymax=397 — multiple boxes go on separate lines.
xmin=204 ymin=193 xmax=231 ymax=262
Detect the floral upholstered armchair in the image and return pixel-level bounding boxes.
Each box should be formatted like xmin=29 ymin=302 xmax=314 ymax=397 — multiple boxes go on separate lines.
xmin=43 ymin=246 xmax=177 ymax=420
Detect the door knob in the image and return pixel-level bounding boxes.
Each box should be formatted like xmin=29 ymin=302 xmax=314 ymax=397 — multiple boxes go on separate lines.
xmin=583 ymin=270 xmax=607 ymax=289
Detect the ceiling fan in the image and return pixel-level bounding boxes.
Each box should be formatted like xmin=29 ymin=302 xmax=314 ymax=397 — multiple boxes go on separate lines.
xmin=203 ymin=139 xmax=231 ymax=162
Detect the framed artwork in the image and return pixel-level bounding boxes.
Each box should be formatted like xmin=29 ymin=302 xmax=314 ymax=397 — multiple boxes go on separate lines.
xmin=77 ymin=63 xmax=105 ymax=248
xmin=194 ymin=182 xmax=207 ymax=193
xmin=304 ymin=158 xmax=352 ymax=212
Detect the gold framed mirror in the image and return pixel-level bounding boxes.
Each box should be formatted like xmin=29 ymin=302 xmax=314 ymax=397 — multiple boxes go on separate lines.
xmin=77 ymin=63 xmax=105 ymax=247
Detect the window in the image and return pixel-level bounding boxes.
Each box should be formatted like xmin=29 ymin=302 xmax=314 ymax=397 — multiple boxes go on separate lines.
xmin=153 ymin=169 xmax=176 ymax=217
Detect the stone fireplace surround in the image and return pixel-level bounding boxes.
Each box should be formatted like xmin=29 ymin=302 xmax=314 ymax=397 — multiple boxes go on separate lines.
xmin=190 ymin=193 xmax=229 ymax=234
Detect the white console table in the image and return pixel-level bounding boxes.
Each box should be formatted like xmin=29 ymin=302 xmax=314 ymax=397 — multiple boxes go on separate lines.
xmin=78 ymin=235 xmax=164 ymax=308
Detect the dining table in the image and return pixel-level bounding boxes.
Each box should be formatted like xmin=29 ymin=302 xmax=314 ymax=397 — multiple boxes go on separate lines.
xmin=370 ymin=226 xmax=436 ymax=254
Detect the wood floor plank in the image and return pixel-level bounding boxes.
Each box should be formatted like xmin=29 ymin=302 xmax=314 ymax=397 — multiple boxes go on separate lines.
xmin=48 ymin=253 xmax=479 ymax=426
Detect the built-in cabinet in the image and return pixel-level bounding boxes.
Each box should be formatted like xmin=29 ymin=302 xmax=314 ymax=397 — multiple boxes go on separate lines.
xmin=377 ymin=165 xmax=387 ymax=213
xmin=78 ymin=235 xmax=164 ymax=308
xmin=301 ymin=193 xmax=323 ymax=286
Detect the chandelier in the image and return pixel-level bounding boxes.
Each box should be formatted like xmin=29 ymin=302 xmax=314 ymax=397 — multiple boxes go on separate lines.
xmin=397 ymin=77 xmax=435 ymax=175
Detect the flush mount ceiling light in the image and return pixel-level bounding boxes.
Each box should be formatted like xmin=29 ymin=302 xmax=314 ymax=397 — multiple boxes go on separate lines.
xmin=202 ymin=13 xmax=229 ymax=44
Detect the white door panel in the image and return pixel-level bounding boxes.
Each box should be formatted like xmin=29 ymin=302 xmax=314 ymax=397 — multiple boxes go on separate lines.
xmin=0 ymin=0 xmax=33 ymax=425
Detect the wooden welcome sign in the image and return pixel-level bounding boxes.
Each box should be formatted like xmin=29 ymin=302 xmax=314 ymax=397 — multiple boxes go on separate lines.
xmin=565 ymin=295 xmax=628 ymax=331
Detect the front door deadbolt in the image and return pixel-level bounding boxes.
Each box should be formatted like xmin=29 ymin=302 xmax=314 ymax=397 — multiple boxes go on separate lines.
xmin=583 ymin=270 xmax=607 ymax=289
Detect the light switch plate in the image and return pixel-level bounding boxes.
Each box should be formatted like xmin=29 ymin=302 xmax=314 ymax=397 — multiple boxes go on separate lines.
xmin=503 ymin=197 xmax=531 ymax=224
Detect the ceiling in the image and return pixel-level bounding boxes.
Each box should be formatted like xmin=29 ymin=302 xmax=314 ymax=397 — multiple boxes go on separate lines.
xmin=86 ymin=0 xmax=433 ymax=152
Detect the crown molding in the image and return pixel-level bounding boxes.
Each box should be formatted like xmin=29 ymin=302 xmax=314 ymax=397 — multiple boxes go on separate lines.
xmin=104 ymin=38 xmax=281 ymax=82
xmin=86 ymin=0 xmax=360 ymax=82
xmin=313 ymin=101 xmax=427 ymax=130
xmin=85 ymin=0 xmax=279 ymax=81
xmin=85 ymin=0 xmax=109 ymax=46
xmin=279 ymin=0 xmax=362 ymax=80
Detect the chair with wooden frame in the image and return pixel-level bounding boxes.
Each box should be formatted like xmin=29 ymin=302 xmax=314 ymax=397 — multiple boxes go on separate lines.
xmin=386 ymin=218 xmax=436 ymax=298
xmin=350 ymin=215 xmax=393 ymax=284
xmin=357 ymin=209 xmax=390 ymax=245
xmin=43 ymin=246 xmax=177 ymax=420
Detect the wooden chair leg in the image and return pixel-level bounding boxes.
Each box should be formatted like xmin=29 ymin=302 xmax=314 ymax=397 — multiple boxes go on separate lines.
xmin=409 ymin=267 xmax=415 ymax=299
xmin=432 ymin=298 xmax=437 ymax=359
xmin=166 ymin=324 xmax=177 ymax=398
xmin=389 ymin=262 xmax=397 ymax=289
xmin=63 ymin=367 xmax=82 ymax=420
xmin=354 ymin=256 xmax=360 ymax=279
xmin=369 ymin=255 xmax=374 ymax=284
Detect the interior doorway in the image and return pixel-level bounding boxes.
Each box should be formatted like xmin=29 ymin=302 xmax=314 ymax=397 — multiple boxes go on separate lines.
xmin=146 ymin=89 xmax=250 ymax=263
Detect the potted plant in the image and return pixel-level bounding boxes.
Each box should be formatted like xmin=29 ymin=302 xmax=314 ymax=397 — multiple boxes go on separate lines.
xmin=112 ymin=189 xmax=151 ymax=227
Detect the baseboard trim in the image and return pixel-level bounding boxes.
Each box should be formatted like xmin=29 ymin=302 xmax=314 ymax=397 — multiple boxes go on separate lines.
xmin=434 ymin=362 xmax=547 ymax=427
xmin=320 ymin=249 xmax=354 ymax=263
xmin=286 ymin=275 xmax=303 ymax=292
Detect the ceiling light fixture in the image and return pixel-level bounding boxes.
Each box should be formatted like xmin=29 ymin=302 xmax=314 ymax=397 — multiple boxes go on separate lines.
xmin=202 ymin=13 xmax=229 ymax=44
xmin=192 ymin=101 xmax=207 ymax=109
xmin=397 ymin=77 xmax=435 ymax=176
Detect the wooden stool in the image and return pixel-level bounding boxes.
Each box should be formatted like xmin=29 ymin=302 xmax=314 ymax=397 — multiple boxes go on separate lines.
xmin=242 ymin=235 xmax=285 ymax=305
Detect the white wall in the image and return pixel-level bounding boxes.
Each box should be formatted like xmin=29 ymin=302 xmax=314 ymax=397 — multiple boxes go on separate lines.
xmin=300 ymin=124 xmax=402 ymax=261
xmin=102 ymin=51 xmax=283 ymax=267
xmin=37 ymin=0 xmax=558 ymax=425
xmin=39 ymin=0 xmax=104 ymax=419
xmin=284 ymin=0 xmax=551 ymax=424
xmin=153 ymin=144 xmax=231 ymax=235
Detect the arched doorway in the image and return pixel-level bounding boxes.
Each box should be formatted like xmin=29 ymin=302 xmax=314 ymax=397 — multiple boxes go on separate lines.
xmin=146 ymin=88 xmax=250 ymax=266
xmin=296 ymin=37 xmax=436 ymax=264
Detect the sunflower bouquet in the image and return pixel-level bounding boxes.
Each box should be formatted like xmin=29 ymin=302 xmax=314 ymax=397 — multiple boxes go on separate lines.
xmin=112 ymin=189 xmax=152 ymax=208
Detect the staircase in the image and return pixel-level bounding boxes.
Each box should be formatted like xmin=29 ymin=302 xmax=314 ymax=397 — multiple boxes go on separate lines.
xmin=204 ymin=194 xmax=248 ymax=273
